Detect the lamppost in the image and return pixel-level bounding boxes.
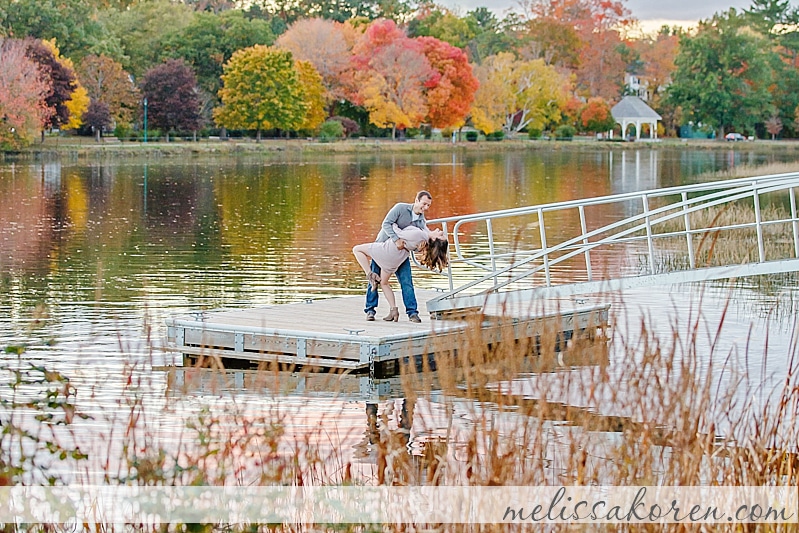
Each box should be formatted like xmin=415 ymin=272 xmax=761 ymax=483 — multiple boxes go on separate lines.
xmin=143 ymin=98 xmax=148 ymax=143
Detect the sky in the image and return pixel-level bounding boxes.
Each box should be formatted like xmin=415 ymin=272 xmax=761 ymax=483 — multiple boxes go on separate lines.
xmin=440 ymin=0 xmax=798 ymax=34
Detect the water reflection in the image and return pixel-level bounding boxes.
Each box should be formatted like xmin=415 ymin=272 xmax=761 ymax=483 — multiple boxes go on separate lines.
xmin=1 ymin=148 xmax=799 ymax=484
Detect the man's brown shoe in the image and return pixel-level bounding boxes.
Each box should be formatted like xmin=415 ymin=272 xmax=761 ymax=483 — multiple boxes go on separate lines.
xmin=366 ymin=311 xmax=376 ymax=321
xmin=408 ymin=314 xmax=421 ymax=323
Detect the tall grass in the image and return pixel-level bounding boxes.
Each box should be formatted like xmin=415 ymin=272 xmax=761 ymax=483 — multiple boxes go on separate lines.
xmin=1 ymin=292 xmax=798 ymax=531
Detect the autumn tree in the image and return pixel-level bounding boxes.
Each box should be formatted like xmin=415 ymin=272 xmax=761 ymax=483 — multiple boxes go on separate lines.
xmin=667 ymin=10 xmax=773 ymax=138
xmin=64 ymin=85 xmax=89 ymax=130
xmin=579 ymin=97 xmax=615 ymax=133
xmin=295 ymin=60 xmax=327 ymax=132
xmin=77 ymin=55 xmax=140 ymax=126
xmin=84 ymin=99 xmax=111 ymax=141
xmin=418 ymin=36 xmax=479 ymax=129
xmin=765 ymin=115 xmax=783 ymax=139
xmin=0 ymin=38 xmax=50 ymax=148
xmin=351 ymin=19 xmax=434 ymax=137
xmin=24 ymin=39 xmax=77 ymax=139
xmin=471 ymin=52 xmax=568 ymax=135
xmin=276 ymin=18 xmax=356 ymax=111
xmin=516 ymin=0 xmax=633 ymax=99
xmin=43 ymin=40 xmax=89 ymax=131
xmin=215 ymin=45 xmax=308 ymax=139
xmin=470 ymin=57 xmax=515 ymax=134
xmin=637 ymin=28 xmax=679 ymax=104
xmin=141 ymin=59 xmax=202 ymax=140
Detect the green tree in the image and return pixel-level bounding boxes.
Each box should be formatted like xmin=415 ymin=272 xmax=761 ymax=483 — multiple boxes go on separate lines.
xmin=247 ymin=0 xmax=412 ymax=24
xmin=0 ymin=0 xmax=121 ymax=60
xmin=408 ymin=6 xmax=476 ymax=49
xmin=214 ymin=45 xmax=308 ymax=139
xmin=160 ymin=10 xmax=274 ymax=98
xmin=667 ymin=10 xmax=774 ymax=138
xmin=102 ymin=0 xmax=194 ymax=79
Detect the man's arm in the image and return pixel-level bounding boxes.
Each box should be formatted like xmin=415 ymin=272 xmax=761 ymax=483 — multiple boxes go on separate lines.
xmin=381 ymin=203 xmax=405 ymax=241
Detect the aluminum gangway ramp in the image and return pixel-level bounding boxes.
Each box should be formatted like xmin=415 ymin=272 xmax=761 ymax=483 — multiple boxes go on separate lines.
xmin=424 ymin=173 xmax=799 ymax=315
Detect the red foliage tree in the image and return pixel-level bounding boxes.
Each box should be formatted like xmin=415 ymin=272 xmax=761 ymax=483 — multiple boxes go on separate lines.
xmin=141 ymin=59 xmax=202 ymax=140
xmin=417 ymin=36 xmax=479 ymax=129
xmin=24 ymin=39 xmax=77 ymax=135
xmin=84 ymin=99 xmax=112 ymax=142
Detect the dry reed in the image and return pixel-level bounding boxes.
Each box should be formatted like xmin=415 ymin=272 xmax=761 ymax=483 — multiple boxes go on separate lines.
xmin=1 ymin=292 xmax=797 ymax=532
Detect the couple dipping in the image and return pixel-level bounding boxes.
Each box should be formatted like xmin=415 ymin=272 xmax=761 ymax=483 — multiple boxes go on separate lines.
xmin=353 ymin=191 xmax=449 ymax=322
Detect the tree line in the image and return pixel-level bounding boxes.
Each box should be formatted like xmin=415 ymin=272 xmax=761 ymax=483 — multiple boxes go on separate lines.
xmin=1 ymin=0 xmax=798 ymax=148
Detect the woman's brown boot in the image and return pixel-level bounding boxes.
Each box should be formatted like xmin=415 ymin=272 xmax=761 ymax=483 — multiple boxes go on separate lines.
xmin=383 ymin=307 xmax=399 ymax=322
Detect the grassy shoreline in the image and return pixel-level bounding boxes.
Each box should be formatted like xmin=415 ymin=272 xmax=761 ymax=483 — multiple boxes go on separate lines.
xmin=6 ymin=136 xmax=799 ymax=161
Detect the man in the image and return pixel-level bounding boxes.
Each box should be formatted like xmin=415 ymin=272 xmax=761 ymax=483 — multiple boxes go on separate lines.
xmin=365 ymin=190 xmax=433 ymax=322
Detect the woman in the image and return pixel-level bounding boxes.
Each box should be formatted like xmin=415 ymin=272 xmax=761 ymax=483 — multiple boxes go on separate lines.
xmin=353 ymin=224 xmax=448 ymax=321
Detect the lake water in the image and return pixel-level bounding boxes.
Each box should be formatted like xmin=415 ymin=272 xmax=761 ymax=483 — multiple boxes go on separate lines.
xmin=1 ymin=146 xmax=798 ymax=485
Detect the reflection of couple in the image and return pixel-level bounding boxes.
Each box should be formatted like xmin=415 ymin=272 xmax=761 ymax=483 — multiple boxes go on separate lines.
xmin=352 ymin=191 xmax=448 ymax=322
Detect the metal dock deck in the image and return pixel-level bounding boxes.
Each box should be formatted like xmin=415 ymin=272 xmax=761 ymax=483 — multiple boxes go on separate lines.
xmin=165 ymin=290 xmax=609 ymax=370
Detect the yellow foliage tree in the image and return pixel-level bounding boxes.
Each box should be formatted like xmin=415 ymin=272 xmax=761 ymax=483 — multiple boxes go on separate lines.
xmin=215 ymin=45 xmax=308 ymax=140
xmin=295 ymin=60 xmax=326 ymax=132
xmin=64 ymin=86 xmax=89 ymax=130
xmin=472 ymin=52 xmax=569 ymax=135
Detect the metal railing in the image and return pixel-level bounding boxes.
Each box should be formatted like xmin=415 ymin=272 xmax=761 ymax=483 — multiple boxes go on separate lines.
xmin=425 ymin=172 xmax=799 ymax=314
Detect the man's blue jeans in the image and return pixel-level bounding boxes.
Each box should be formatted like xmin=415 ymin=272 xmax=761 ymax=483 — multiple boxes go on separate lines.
xmin=364 ymin=258 xmax=418 ymax=317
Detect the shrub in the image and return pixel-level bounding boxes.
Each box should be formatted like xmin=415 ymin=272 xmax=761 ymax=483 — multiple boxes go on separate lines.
xmin=554 ymin=124 xmax=576 ymax=140
xmin=486 ymin=131 xmax=505 ymax=142
xmin=528 ymin=128 xmax=542 ymax=139
xmin=318 ymin=120 xmax=345 ymax=142
xmin=329 ymin=116 xmax=359 ymax=138
xmin=465 ymin=131 xmax=478 ymax=142
xmin=113 ymin=123 xmax=133 ymax=141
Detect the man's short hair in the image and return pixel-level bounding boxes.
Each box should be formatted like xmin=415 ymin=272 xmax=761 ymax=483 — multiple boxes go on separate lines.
xmin=416 ymin=190 xmax=432 ymax=201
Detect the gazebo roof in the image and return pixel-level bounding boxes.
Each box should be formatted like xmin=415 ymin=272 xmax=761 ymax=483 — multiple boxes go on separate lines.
xmin=611 ymin=96 xmax=661 ymax=121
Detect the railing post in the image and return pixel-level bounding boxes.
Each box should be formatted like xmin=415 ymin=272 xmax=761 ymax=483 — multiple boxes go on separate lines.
xmin=442 ymin=221 xmax=453 ymax=292
xmin=538 ymin=208 xmax=551 ymax=286
xmin=754 ymin=181 xmax=765 ymax=262
xmin=579 ymin=205 xmax=593 ymax=281
xmin=791 ymin=187 xmax=799 ymax=258
xmin=682 ymin=192 xmax=695 ymax=269
xmin=642 ymin=194 xmax=655 ymax=274
xmin=486 ymin=218 xmax=497 ymax=287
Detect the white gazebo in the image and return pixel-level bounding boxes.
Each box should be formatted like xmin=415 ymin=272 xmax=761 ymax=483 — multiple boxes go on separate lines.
xmin=610 ymin=96 xmax=662 ymax=140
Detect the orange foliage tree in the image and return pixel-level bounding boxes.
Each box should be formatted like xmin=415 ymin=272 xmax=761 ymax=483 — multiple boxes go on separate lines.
xmin=417 ymin=36 xmax=479 ymax=129
xmin=579 ymin=97 xmax=615 ymax=133
xmin=518 ymin=0 xmax=633 ymax=99
xmin=351 ymin=19 xmax=434 ymax=137
xmin=276 ymin=18 xmax=357 ymax=113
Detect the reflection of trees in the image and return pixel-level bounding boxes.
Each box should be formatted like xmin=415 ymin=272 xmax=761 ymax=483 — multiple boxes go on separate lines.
xmin=0 ymin=166 xmax=53 ymax=275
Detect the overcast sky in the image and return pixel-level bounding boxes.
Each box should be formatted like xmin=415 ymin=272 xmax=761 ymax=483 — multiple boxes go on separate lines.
xmin=441 ymin=0 xmax=799 ymax=32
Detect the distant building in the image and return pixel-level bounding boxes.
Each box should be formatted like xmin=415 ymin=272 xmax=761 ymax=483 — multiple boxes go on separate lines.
xmin=624 ymin=73 xmax=650 ymax=101
xmin=610 ymin=96 xmax=662 ymax=140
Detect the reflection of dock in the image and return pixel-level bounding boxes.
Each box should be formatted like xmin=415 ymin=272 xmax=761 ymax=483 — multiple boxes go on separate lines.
xmin=165 ymin=290 xmax=609 ymax=370
xmin=162 ymin=340 xmax=610 ymax=403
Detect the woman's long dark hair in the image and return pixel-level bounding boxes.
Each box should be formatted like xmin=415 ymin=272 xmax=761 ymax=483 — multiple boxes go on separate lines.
xmin=419 ymin=238 xmax=448 ymax=272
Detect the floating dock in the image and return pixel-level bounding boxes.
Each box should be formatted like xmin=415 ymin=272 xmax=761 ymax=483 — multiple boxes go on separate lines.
xmin=164 ymin=290 xmax=609 ymax=370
